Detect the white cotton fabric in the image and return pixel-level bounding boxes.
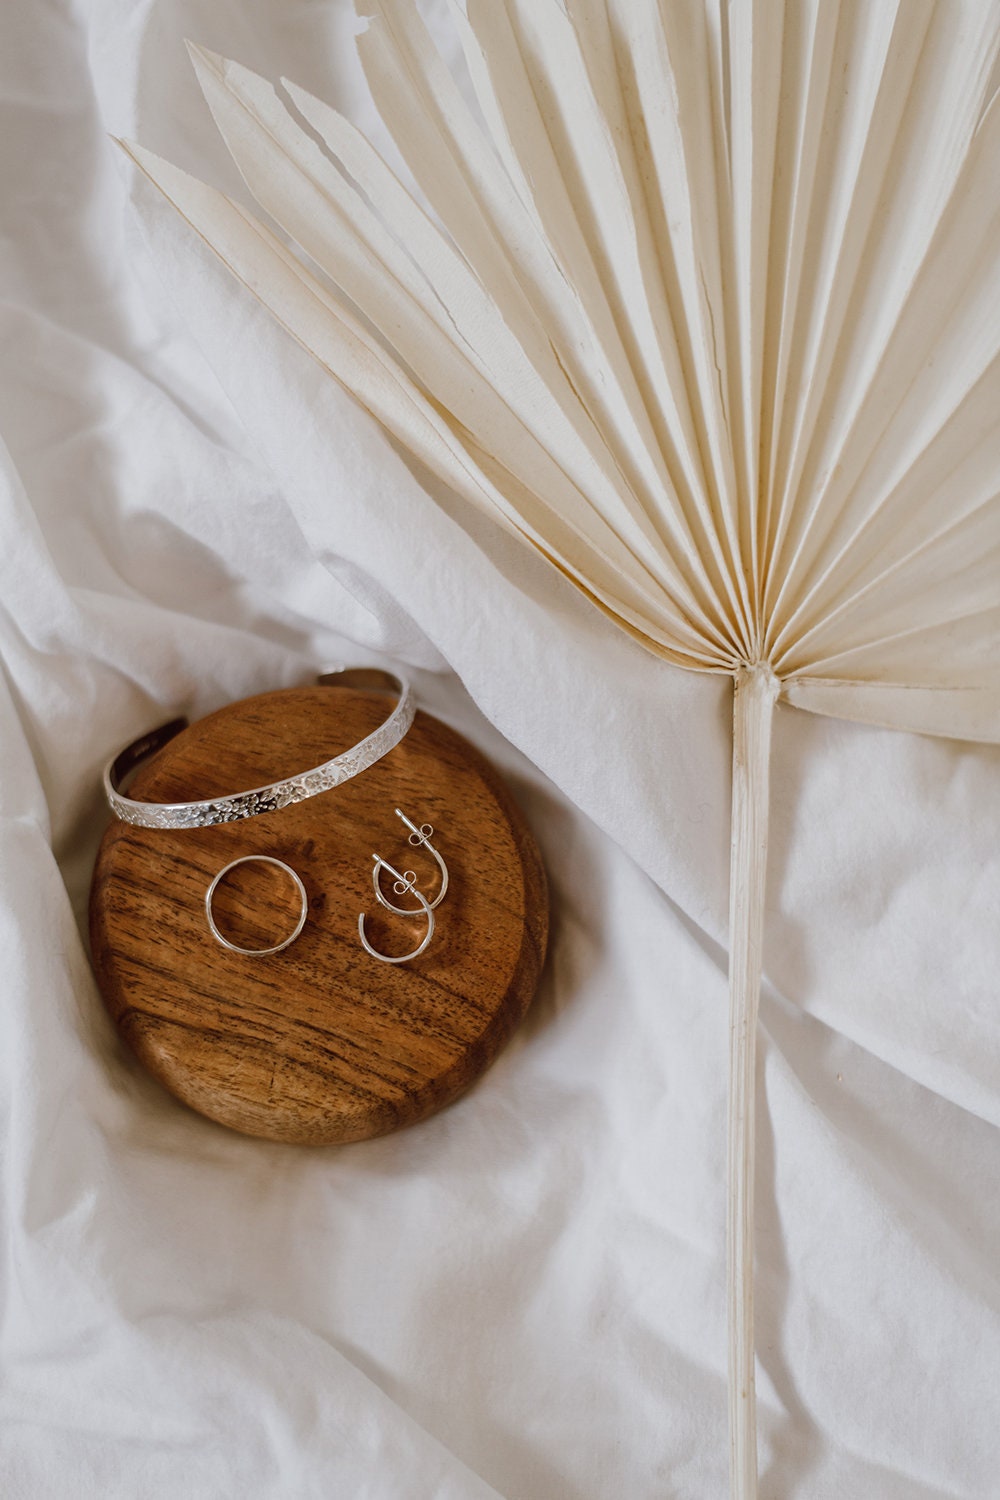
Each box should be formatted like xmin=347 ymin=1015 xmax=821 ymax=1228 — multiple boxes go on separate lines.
xmin=0 ymin=3 xmax=998 ymax=1498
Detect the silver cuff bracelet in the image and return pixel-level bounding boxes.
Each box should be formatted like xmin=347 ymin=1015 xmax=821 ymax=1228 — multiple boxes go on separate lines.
xmin=103 ymin=668 xmax=415 ymax=830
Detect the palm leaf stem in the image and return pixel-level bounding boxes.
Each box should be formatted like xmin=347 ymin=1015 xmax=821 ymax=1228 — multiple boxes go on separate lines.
xmin=727 ymin=662 xmax=779 ymax=1500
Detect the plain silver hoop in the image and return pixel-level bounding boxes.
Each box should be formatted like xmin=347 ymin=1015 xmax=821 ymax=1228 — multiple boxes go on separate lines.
xmin=374 ymin=809 xmax=449 ymax=915
xmin=359 ymin=856 xmax=435 ymax=964
xmin=205 ymin=855 xmax=308 ymax=956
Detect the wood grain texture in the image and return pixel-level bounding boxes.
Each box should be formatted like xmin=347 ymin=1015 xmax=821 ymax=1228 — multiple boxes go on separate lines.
xmin=90 ymin=685 xmax=548 ymax=1145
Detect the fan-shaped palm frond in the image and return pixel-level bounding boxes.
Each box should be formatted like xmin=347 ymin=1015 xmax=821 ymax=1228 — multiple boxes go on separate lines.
xmin=120 ymin=3 xmax=1000 ymax=1493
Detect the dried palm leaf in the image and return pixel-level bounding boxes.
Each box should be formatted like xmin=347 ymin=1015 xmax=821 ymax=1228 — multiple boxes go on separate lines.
xmin=119 ymin=2 xmax=1000 ymax=1493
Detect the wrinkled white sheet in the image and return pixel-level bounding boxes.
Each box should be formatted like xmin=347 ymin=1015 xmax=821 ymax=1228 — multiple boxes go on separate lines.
xmin=1 ymin=3 xmax=998 ymax=1497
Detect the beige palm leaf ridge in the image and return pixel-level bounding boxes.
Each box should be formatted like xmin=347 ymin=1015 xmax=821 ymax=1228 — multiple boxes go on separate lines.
xmin=121 ymin=1 xmax=1000 ymax=1494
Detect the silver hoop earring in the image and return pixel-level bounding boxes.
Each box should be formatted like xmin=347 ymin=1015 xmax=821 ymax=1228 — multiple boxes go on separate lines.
xmin=359 ymin=856 xmax=435 ymax=965
xmin=374 ymin=809 xmax=449 ymax=915
xmin=205 ymin=855 xmax=308 ymax=956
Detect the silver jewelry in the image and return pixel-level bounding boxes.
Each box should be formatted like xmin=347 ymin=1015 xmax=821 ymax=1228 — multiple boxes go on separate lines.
xmin=374 ymin=809 xmax=449 ymax=914
xmin=359 ymin=857 xmax=434 ymax=964
xmin=104 ymin=668 xmax=414 ymax=829
xmin=205 ymin=855 xmax=308 ymax=956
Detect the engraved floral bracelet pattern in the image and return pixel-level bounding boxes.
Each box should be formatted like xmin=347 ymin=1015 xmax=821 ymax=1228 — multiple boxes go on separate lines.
xmin=103 ymin=668 xmax=415 ymax=829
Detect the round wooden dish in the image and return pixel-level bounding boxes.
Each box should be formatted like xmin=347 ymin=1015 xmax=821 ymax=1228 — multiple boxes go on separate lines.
xmin=90 ymin=683 xmax=548 ymax=1145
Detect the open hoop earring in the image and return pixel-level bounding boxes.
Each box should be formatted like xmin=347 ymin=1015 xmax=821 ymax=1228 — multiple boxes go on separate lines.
xmin=374 ymin=810 xmax=449 ymax=915
xmin=359 ymin=856 xmax=435 ymax=965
